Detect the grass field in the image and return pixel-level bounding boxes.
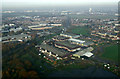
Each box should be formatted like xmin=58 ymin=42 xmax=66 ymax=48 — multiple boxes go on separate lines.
xmin=71 ymin=26 xmax=90 ymax=36
xmin=101 ymin=44 xmax=118 ymax=62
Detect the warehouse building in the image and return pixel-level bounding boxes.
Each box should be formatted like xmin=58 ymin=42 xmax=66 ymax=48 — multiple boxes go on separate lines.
xmin=52 ymin=36 xmax=69 ymax=41
xmin=54 ymin=41 xmax=81 ymax=52
xmin=2 ymin=34 xmax=31 ymax=43
xmin=68 ymin=38 xmax=85 ymax=44
xmin=28 ymin=23 xmax=62 ymax=30
xmin=29 ymin=26 xmax=53 ymax=30
xmin=60 ymin=33 xmax=80 ymax=38
xmin=39 ymin=44 xmax=72 ymax=60
xmin=68 ymin=38 xmax=94 ymax=47
xmin=73 ymin=47 xmax=94 ymax=58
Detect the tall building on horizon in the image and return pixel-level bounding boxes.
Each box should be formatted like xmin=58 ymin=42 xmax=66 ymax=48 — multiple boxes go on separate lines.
xmin=89 ymin=8 xmax=92 ymax=13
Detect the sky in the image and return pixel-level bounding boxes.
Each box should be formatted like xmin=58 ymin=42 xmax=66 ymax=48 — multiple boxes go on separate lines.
xmin=2 ymin=0 xmax=119 ymax=2
xmin=2 ymin=0 xmax=119 ymax=8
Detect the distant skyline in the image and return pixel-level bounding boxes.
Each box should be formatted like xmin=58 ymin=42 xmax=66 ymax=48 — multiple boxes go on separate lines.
xmin=2 ymin=0 xmax=119 ymax=8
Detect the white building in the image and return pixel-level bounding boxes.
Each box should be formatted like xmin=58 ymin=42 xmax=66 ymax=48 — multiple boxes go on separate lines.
xmin=10 ymin=27 xmax=22 ymax=32
xmin=68 ymin=38 xmax=85 ymax=44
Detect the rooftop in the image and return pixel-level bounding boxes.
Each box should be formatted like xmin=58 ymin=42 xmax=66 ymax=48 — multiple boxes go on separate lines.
xmin=60 ymin=32 xmax=79 ymax=37
xmin=82 ymin=52 xmax=93 ymax=57
xmin=2 ymin=34 xmax=30 ymax=41
xmin=53 ymin=36 xmax=69 ymax=40
xmin=74 ymin=47 xmax=94 ymax=56
xmin=68 ymin=38 xmax=85 ymax=43
xmin=55 ymin=41 xmax=80 ymax=49
xmin=40 ymin=44 xmax=71 ymax=57
xmin=69 ymin=38 xmax=94 ymax=46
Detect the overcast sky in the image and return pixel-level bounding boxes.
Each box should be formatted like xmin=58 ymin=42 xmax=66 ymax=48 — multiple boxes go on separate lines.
xmin=2 ymin=0 xmax=119 ymax=8
xmin=2 ymin=0 xmax=119 ymax=2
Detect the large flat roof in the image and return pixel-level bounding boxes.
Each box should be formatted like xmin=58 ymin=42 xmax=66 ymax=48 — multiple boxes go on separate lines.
xmin=69 ymin=38 xmax=94 ymax=46
xmin=42 ymin=52 xmax=56 ymax=60
xmin=61 ymin=32 xmax=78 ymax=36
xmin=84 ymin=41 xmax=94 ymax=46
xmin=40 ymin=44 xmax=71 ymax=57
xmin=82 ymin=52 xmax=93 ymax=57
xmin=55 ymin=41 xmax=80 ymax=49
xmin=74 ymin=47 xmax=94 ymax=56
xmin=68 ymin=38 xmax=85 ymax=43
xmin=53 ymin=36 xmax=69 ymax=40
xmin=2 ymin=34 xmax=30 ymax=40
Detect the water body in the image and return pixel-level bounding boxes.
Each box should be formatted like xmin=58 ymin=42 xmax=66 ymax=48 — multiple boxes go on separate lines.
xmin=47 ymin=66 xmax=120 ymax=79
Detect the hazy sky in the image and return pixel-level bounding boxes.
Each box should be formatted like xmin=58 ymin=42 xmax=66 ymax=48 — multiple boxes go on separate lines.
xmin=2 ymin=0 xmax=119 ymax=8
xmin=2 ymin=0 xmax=119 ymax=2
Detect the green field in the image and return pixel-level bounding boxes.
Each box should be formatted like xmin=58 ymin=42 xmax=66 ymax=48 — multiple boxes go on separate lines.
xmin=70 ymin=26 xmax=90 ymax=36
xmin=101 ymin=44 xmax=118 ymax=62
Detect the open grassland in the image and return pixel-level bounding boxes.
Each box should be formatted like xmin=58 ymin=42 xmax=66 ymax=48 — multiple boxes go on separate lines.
xmin=70 ymin=26 xmax=90 ymax=36
xmin=101 ymin=44 xmax=118 ymax=62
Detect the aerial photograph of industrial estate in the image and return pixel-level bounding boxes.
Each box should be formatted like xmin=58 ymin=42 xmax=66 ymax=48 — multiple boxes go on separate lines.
xmin=0 ymin=0 xmax=120 ymax=79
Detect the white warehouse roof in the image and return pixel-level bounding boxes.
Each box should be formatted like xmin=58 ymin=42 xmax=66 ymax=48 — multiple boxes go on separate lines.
xmin=82 ymin=52 xmax=93 ymax=57
xmin=68 ymin=38 xmax=85 ymax=43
